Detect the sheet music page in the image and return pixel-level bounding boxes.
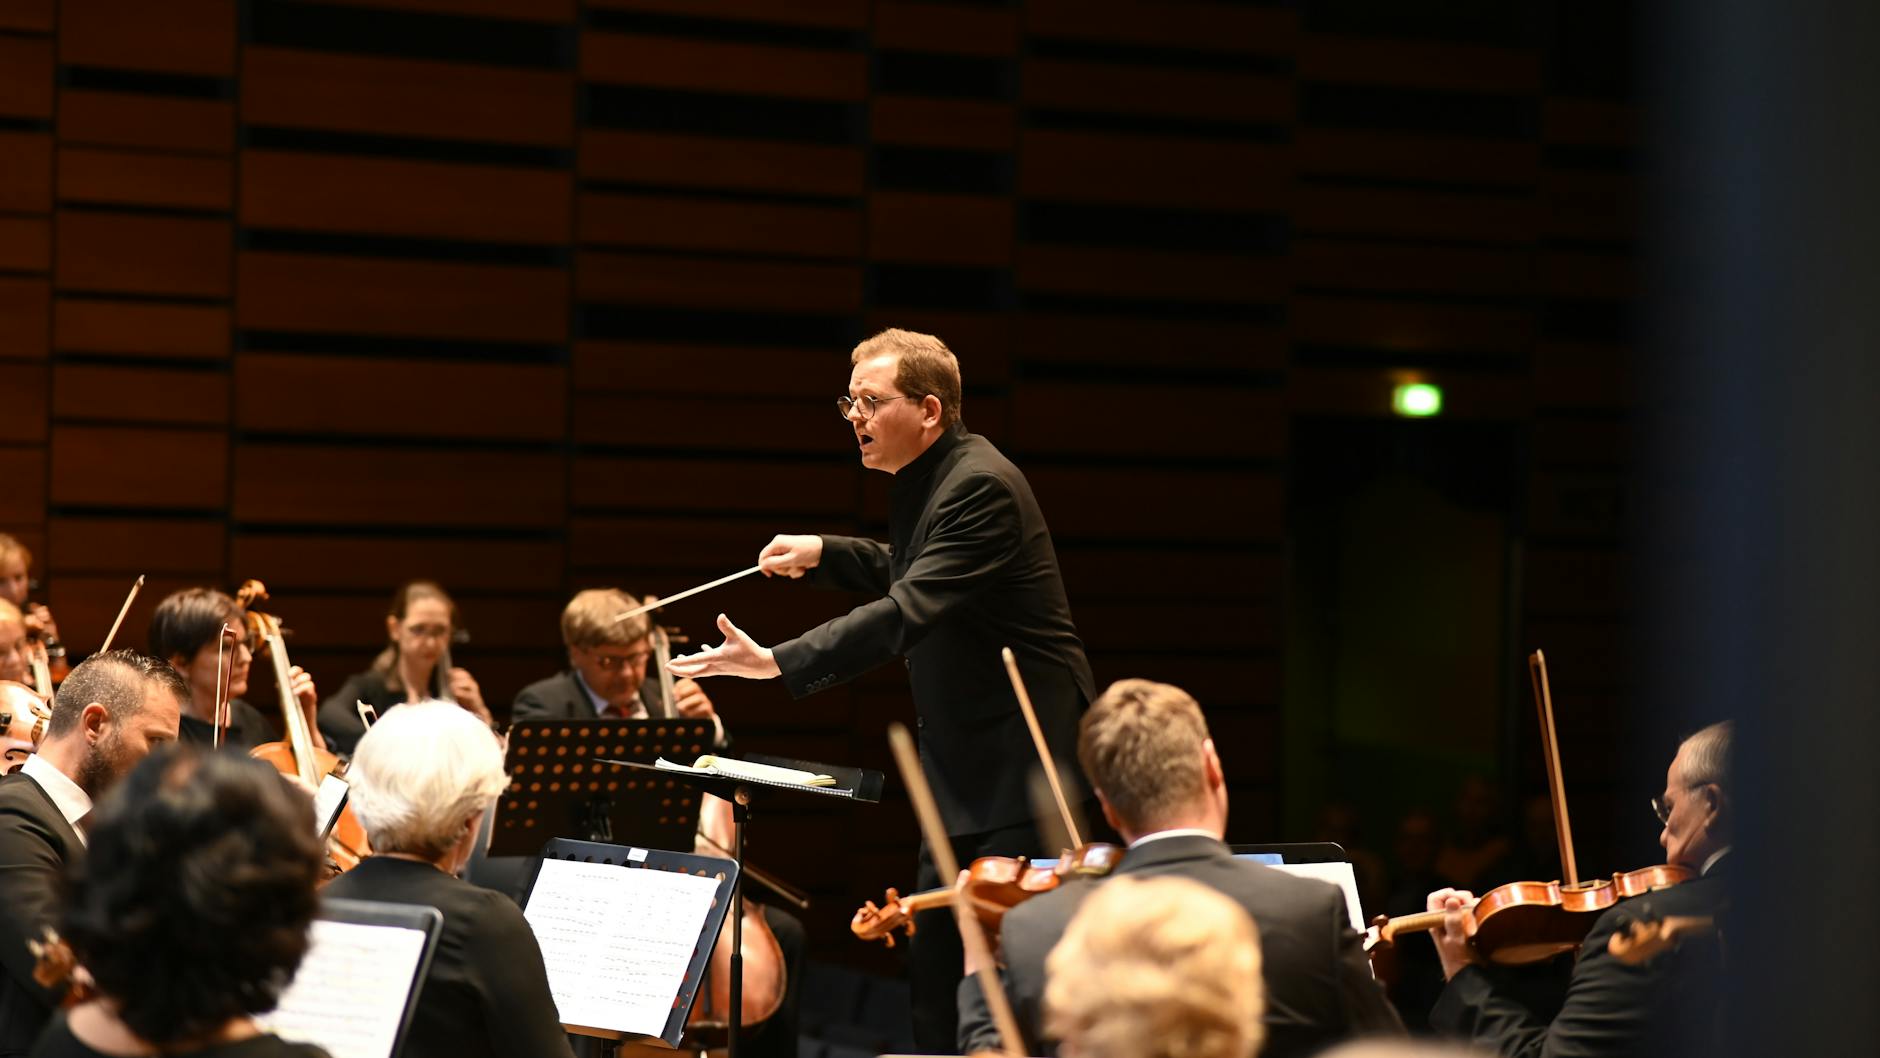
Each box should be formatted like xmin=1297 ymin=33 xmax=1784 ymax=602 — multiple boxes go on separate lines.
xmin=526 ymin=857 xmax=724 ymax=1037
xmin=260 ymin=919 xmax=428 ymax=1058
xmin=1272 ymin=861 xmax=1367 ymax=932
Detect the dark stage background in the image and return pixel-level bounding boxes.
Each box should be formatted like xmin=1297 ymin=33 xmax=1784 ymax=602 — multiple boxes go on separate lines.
xmin=2 ymin=0 xmax=1643 ymax=973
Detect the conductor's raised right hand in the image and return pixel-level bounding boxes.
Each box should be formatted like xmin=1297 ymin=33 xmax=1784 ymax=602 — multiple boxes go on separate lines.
xmin=758 ymin=534 xmax=822 ymax=578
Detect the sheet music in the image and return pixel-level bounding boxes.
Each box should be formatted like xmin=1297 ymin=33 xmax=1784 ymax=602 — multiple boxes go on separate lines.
xmin=525 ymin=856 xmax=724 ymax=1037
xmin=260 ymin=919 xmax=428 ymax=1058
xmin=1272 ymin=861 xmax=1367 ymax=932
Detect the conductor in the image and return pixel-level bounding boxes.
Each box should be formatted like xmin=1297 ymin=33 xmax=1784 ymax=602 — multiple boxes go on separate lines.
xmin=668 ymin=327 xmax=1096 ymax=1051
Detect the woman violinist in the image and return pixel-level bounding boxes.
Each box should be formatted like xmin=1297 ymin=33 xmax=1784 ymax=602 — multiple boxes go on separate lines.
xmin=317 ymin=580 xmax=489 ymax=756
xmin=147 ymin=588 xmax=323 ymax=753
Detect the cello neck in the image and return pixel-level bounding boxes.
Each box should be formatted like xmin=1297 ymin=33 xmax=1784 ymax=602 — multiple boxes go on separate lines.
xmin=267 ymin=630 xmax=319 ymax=787
xmin=435 ymin=642 xmax=456 ymax=703
xmin=652 ymin=623 xmax=677 ymax=720
xmin=1529 ymin=649 xmax=1580 ymax=888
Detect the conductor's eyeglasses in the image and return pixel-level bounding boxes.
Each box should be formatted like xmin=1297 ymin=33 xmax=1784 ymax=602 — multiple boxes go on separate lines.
xmin=836 ymin=394 xmax=920 ymax=422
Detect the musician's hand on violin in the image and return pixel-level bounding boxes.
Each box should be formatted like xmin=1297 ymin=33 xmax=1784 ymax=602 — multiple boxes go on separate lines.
xmin=1427 ymin=887 xmax=1481 ymax=980
xmin=449 ymin=668 xmax=492 ymax=725
xmin=666 ymin=614 xmax=780 ymax=681
xmin=955 ymin=870 xmax=991 ymax=976
xmin=671 ymin=677 xmax=716 ymax=720
xmin=758 ymin=534 xmax=822 ymax=579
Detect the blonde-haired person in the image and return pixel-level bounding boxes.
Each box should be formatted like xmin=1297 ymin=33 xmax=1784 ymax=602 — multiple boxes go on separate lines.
xmin=512 ymin=588 xmax=722 ymax=743
xmin=1045 ymin=875 xmax=1265 ymax=1058
xmin=321 ymin=701 xmax=574 ymax=1058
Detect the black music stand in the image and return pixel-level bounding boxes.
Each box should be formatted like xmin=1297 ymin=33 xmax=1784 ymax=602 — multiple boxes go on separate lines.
xmin=520 ymin=838 xmax=740 ymax=1053
xmin=492 ymin=718 xmax=716 ymax=857
xmin=599 ymin=753 xmax=883 ymax=1058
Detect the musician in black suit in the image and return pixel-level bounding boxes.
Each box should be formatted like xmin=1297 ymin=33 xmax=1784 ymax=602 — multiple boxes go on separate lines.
xmin=958 ymin=679 xmax=1404 ymax=1058
xmin=668 ymin=329 xmax=1095 ymax=1051
xmin=511 ymin=588 xmax=721 ymax=741
xmin=1425 ymin=721 xmax=1734 ymax=1058
xmin=0 ymin=652 xmax=184 ymax=1056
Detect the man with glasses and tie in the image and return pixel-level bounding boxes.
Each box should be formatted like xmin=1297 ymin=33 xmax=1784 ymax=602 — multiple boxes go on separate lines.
xmin=1422 ymin=721 xmax=1734 ymax=1057
xmin=667 ymin=327 xmax=1096 ymax=1053
xmin=512 ymin=588 xmax=722 ymax=743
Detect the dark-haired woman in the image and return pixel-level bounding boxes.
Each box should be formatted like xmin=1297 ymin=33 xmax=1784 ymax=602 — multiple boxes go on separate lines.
xmin=148 ymin=588 xmax=323 ymax=753
xmin=32 ymin=748 xmax=329 ymax=1058
xmin=316 ymin=581 xmax=488 ymax=756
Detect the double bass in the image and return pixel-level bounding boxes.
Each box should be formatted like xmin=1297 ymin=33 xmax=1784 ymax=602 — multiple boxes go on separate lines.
xmin=235 ymin=580 xmax=372 ymax=872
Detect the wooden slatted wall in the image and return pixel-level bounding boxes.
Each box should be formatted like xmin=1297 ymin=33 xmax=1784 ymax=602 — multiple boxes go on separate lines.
xmin=1 ymin=0 xmax=1638 ymax=963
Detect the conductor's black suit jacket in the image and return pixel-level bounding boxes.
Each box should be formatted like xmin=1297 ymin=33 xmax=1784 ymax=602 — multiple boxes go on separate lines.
xmin=0 ymin=772 xmax=83 ymax=1057
xmin=771 ymin=424 xmax=1096 ymax=836
xmin=957 ymin=834 xmax=1405 ymax=1058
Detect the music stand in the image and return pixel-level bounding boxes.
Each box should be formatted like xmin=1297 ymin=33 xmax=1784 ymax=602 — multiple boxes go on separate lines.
xmin=520 ymin=838 xmax=740 ymax=1053
xmin=599 ymin=753 xmax=883 ymax=1058
xmin=493 ymin=719 xmax=716 ymax=856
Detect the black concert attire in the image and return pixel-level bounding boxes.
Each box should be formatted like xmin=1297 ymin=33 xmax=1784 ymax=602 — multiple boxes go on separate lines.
xmin=322 ymin=856 xmax=574 ymax=1058
xmin=958 ymin=833 xmax=1404 ymax=1058
xmin=770 ymin=422 xmax=1096 ymax=1053
xmin=177 ymin=699 xmax=274 ymax=753
xmin=0 ymin=762 xmax=88 ymax=1057
xmin=316 ymin=670 xmax=439 ymax=757
xmin=1429 ymin=853 xmax=1731 ymax=1057
xmin=31 ymin=1019 xmax=327 ymax=1058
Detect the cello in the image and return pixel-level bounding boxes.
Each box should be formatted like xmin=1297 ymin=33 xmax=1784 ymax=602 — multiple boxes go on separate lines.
xmin=1365 ymin=650 xmax=1691 ymax=964
xmin=235 ymin=580 xmax=372 ymax=872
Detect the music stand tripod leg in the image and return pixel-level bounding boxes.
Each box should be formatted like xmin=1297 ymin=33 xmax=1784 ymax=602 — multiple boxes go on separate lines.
xmin=729 ymin=786 xmax=749 ymax=1058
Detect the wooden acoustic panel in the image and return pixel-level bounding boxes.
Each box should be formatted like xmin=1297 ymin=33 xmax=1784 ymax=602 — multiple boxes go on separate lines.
xmin=870 ymin=96 xmax=1015 ymax=152
xmin=1025 ymin=0 xmax=1297 ymax=55
xmin=874 ymin=1 xmax=1017 ymax=55
xmin=242 ymin=47 xmax=575 ymax=146
xmin=0 ymin=278 xmax=49 ymax=360
xmin=55 ymin=299 xmax=231 ymax=359
xmin=572 ymin=456 xmax=855 ymax=518
xmin=45 ymin=574 xmax=214 ymax=657
xmin=1058 ymin=546 xmax=1281 ymax=604
xmin=58 ymin=91 xmax=235 ymax=154
xmin=50 ymin=426 xmax=228 ymax=509
xmin=0 ymin=447 xmax=46 ymax=523
xmin=56 ymin=212 xmax=231 ymax=298
xmin=242 ymin=151 xmax=573 ymax=245
xmin=0 ymin=1 xmax=53 ymax=32
xmin=0 ymin=217 xmax=50 ymax=273
xmin=233 ymin=445 xmax=565 ymax=528
xmin=1017 ymin=243 xmax=1286 ymax=304
xmin=1297 ymin=129 xmax=1540 ymax=186
xmin=574 ymin=393 xmax=832 ymax=454
xmin=587 ymin=0 xmax=866 ymax=30
xmin=580 ymin=130 xmax=865 ymax=197
xmin=1028 ymin=466 xmax=1283 ymax=543
xmin=1018 ymin=312 xmax=1287 ymax=373
xmin=1021 ymin=130 xmax=1288 ymax=211
xmin=1011 ymin=383 xmax=1284 ymax=461
xmin=1290 ymin=296 xmax=1534 ymax=355
xmin=1293 ymin=185 xmax=1537 ymax=243
xmin=574 ymin=341 xmax=836 ymax=398
xmin=317 ymin=0 xmax=576 ymax=20
xmin=868 ymin=193 xmax=1013 ymax=268
xmin=53 ymin=364 xmax=228 ymax=427
xmin=0 ymin=365 xmax=46 ymax=443
xmin=1295 ymin=240 xmax=1534 ymax=298
xmin=0 ymin=35 xmax=53 ymax=120
xmin=57 ymin=148 xmax=233 ymax=211
xmin=576 ymin=251 xmax=862 ymax=313
xmin=47 ymin=516 xmax=226 ymax=575
xmin=238 ymin=252 xmax=569 ymax=343
xmin=579 ymin=192 xmax=861 ymax=259
xmin=0 ymin=132 xmax=51 ymax=212
xmin=1078 ymin=599 xmax=1277 ymax=654
xmin=1298 ymin=35 xmax=1541 ymax=94
xmin=59 ymin=0 xmax=236 ymax=77
xmin=1023 ymin=60 xmax=1294 ymax=124
xmin=570 ymin=515 xmax=860 ymax=575
xmin=230 ymin=534 xmax=566 ymax=593
xmin=582 ymin=32 xmax=866 ymax=101
xmin=236 ymin=354 xmax=567 ymax=441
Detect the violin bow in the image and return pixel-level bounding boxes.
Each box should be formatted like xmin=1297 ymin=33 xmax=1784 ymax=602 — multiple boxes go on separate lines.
xmin=212 ymin=623 xmax=238 ymax=752
xmin=887 ymin=723 xmax=1026 ymax=1058
xmin=96 ymin=574 xmax=145 ymax=655
xmin=1002 ymin=647 xmax=1083 ymax=849
xmin=1529 ymin=649 xmax=1581 ymax=888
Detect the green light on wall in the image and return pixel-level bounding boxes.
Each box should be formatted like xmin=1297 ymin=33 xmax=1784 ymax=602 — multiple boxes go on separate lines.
xmin=1392 ymin=382 xmax=1444 ymax=418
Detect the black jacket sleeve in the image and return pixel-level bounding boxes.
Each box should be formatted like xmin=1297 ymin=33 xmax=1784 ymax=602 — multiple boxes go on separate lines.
xmin=775 ymin=473 xmax=1021 ymax=697
xmin=1431 ymin=914 xmax=1656 ymax=1058
xmin=316 ymin=674 xmax=373 ymax=757
xmin=810 ymin=534 xmax=893 ymax=594
xmin=0 ymin=803 xmax=65 ymax=1010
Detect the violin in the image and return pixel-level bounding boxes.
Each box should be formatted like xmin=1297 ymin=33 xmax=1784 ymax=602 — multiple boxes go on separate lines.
xmin=0 ymin=680 xmax=50 ymax=774
xmin=852 ymin=843 xmax=1122 ymax=949
xmin=235 ymin=580 xmax=372 ymax=872
xmin=1367 ymin=650 xmax=1693 ymax=966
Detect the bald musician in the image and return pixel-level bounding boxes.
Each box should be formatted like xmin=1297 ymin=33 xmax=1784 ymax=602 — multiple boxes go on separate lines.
xmin=668 ymin=328 xmax=1095 ymax=1052
xmin=1425 ymin=721 xmax=1734 ymax=1056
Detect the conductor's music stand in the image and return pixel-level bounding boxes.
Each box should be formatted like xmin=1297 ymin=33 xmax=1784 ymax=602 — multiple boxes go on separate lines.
xmin=599 ymin=753 xmax=884 ymax=1058
xmin=493 ymin=719 xmax=716 ymax=856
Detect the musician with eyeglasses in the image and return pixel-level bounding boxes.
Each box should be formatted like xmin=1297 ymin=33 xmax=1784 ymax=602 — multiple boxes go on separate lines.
xmin=667 ymin=327 xmax=1095 ymax=1054
xmin=511 ymin=588 xmax=722 ymax=744
xmin=1422 ymin=721 xmax=1734 ymax=1057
